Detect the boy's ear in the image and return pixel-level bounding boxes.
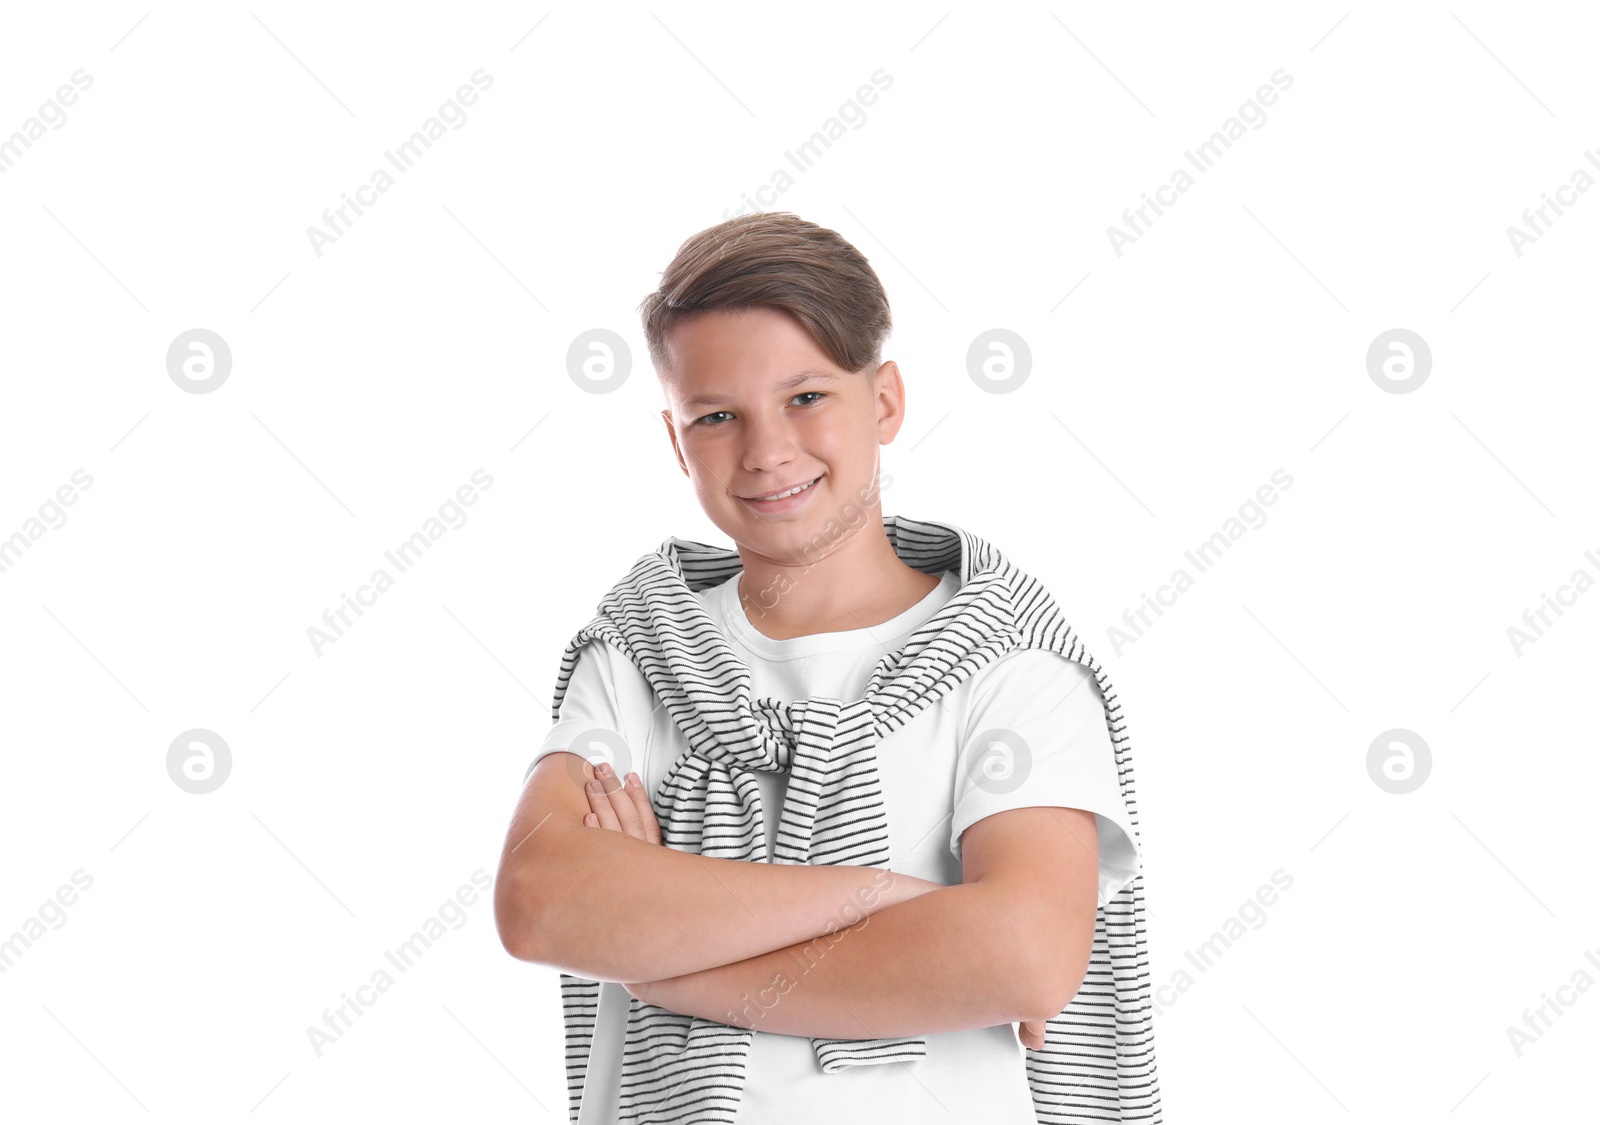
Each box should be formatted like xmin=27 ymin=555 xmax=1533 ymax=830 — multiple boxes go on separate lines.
xmin=873 ymin=360 xmax=907 ymax=443
xmin=660 ymin=409 xmax=691 ymax=477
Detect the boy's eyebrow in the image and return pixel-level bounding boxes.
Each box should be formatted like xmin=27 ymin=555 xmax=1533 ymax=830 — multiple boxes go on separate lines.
xmin=680 ymin=369 xmax=840 ymax=409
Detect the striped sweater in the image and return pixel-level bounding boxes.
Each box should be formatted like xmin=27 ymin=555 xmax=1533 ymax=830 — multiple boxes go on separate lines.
xmin=543 ymin=515 xmax=1162 ymax=1123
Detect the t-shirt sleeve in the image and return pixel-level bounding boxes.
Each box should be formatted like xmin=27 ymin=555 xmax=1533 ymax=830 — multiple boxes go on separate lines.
xmin=950 ymin=648 xmax=1141 ymax=907
xmin=523 ymin=638 xmax=654 ymax=786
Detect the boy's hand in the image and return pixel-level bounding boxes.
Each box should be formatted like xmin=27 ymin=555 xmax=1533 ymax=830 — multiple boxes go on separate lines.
xmin=582 ymin=763 xmax=662 ymax=846
xmin=1017 ymin=1018 xmax=1048 ymax=1050
xmin=583 ymin=764 xmax=663 ymax=1001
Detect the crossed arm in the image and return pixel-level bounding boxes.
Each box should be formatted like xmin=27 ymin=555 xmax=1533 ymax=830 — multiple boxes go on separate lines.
xmin=495 ymin=753 xmax=1101 ymax=1043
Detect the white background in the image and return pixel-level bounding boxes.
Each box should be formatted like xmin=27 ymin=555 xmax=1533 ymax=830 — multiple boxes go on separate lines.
xmin=1 ymin=2 xmax=1594 ymax=1121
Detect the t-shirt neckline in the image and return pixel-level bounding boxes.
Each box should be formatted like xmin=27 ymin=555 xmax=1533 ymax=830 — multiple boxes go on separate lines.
xmin=715 ymin=569 xmax=960 ymax=661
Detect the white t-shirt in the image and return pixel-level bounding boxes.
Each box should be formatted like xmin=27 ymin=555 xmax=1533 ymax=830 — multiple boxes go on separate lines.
xmin=526 ymin=569 xmax=1140 ymax=1125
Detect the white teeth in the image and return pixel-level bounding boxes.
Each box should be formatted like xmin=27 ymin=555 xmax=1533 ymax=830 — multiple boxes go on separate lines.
xmin=752 ymin=477 xmax=818 ymax=501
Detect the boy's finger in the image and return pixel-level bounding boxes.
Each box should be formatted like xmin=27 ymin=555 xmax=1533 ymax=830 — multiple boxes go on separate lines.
xmin=626 ymin=773 xmax=663 ymax=845
xmin=584 ymin=813 xmax=598 ymax=826
xmin=586 ymin=778 xmax=623 ymax=832
xmin=596 ymin=767 xmax=645 ymax=838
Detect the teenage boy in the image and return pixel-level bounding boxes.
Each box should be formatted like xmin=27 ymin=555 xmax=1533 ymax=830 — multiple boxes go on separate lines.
xmin=496 ymin=212 xmax=1159 ymax=1124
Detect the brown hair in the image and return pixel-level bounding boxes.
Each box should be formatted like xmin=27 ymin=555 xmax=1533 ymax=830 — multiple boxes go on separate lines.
xmin=638 ymin=212 xmax=892 ymax=379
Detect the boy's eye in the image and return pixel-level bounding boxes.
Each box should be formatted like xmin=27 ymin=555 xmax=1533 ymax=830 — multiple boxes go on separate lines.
xmin=694 ymin=393 xmax=824 ymax=427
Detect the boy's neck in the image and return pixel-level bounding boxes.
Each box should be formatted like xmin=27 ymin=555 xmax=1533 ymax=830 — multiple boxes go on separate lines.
xmin=732 ymin=524 xmax=942 ymax=641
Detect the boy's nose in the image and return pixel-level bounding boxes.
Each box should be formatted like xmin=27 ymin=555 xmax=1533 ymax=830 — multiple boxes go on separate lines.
xmin=739 ymin=423 xmax=799 ymax=472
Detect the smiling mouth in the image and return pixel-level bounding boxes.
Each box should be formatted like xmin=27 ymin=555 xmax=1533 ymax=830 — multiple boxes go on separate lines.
xmin=742 ymin=476 xmax=822 ymax=501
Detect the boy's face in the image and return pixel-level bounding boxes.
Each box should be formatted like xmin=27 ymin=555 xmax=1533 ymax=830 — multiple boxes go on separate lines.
xmin=658 ymin=305 xmax=904 ymax=560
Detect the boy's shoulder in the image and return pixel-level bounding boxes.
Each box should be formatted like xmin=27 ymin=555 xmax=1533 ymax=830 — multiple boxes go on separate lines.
xmin=963 ymin=646 xmax=1101 ymax=710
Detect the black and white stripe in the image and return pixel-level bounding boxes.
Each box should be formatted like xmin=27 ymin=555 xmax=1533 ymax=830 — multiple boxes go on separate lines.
xmin=545 ymin=515 xmax=1162 ymax=1124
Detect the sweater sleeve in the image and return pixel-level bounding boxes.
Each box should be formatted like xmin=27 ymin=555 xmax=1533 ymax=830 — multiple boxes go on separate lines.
xmin=523 ymin=638 xmax=652 ymax=787
xmin=949 ymin=648 xmax=1141 ymax=907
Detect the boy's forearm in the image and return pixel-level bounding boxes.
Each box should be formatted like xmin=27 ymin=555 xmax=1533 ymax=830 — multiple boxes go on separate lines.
xmin=514 ymin=824 xmax=941 ymax=983
xmin=638 ymin=882 xmax=1065 ymax=1039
